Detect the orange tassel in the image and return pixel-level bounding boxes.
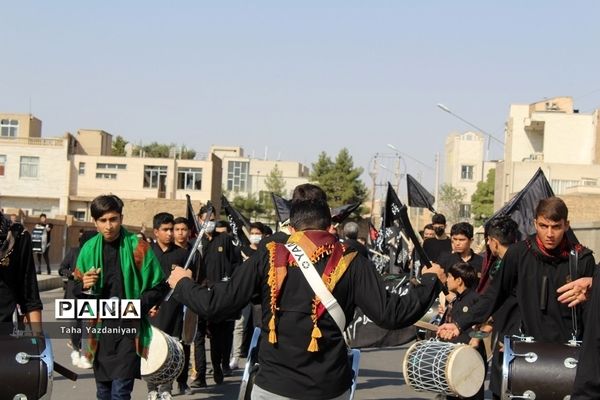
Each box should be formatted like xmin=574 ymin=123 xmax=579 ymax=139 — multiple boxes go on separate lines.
xmin=307 ymin=324 xmax=322 ymax=352
xmin=268 ymin=315 xmax=277 ymax=344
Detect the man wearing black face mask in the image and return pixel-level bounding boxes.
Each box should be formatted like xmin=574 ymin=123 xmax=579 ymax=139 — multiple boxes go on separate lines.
xmin=191 ymin=205 xmax=241 ymax=387
xmin=423 ymin=213 xmax=452 ymax=263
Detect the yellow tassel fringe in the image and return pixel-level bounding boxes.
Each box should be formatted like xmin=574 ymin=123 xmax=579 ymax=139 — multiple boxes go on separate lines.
xmin=268 ymin=315 xmax=277 ymax=344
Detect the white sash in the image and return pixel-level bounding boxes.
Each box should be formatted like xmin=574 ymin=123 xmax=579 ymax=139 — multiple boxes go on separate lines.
xmin=284 ymin=242 xmax=346 ymax=332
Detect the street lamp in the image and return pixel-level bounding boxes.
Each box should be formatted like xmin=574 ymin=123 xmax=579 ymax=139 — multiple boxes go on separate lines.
xmin=436 ymin=103 xmax=504 ymax=161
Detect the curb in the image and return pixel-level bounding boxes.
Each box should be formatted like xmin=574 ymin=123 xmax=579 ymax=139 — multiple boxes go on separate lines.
xmin=37 ymin=276 xmax=65 ymax=292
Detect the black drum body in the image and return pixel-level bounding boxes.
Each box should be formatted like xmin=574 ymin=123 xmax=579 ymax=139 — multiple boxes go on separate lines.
xmin=0 ymin=334 xmax=53 ymax=400
xmin=502 ymin=336 xmax=578 ymax=400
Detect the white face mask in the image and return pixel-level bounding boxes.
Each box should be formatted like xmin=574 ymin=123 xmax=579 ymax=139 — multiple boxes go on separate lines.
xmin=204 ymin=221 xmax=216 ymax=233
xmin=249 ymin=234 xmax=262 ymax=245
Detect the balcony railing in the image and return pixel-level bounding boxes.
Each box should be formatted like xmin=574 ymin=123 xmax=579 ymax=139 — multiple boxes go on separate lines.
xmin=0 ymin=136 xmax=65 ymax=147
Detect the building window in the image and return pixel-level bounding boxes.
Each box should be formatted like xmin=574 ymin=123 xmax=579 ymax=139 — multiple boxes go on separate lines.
xmin=96 ymin=173 xmax=117 ymax=180
xmin=96 ymin=163 xmax=127 ymax=170
xmin=144 ymin=165 xmax=167 ymax=188
xmin=70 ymin=210 xmax=86 ymax=220
xmin=177 ymin=167 xmax=202 ymax=190
xmin=0 ymin=119 xmax=19 ymax=137
xmin=78 ymin=162 xmax=86 ymax=175
xmin=459 ymin=204 xmax=471 ymax=219
xmin=0 ymin=155 xmax=5 ymax=176
xmin=460 ymin=165 xmax=474 ymax=180
xmin=227 ymin=161 xmax=249 ymax=192
xmin=19 ymin=156 xmax=39 ymax=178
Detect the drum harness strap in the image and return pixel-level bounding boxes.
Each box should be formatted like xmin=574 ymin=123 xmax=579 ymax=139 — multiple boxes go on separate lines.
xmin=568 ymin=249 xmax=580 ymax=344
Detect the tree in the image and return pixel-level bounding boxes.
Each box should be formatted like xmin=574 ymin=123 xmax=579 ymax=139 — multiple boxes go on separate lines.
xmin=231 ymin=194 xmax=265 ymax=218
xmin=471 ymin=168 xmax=495 ymax=226
xmin=132 ymin=142 xmax=196 ymax=159
xmin=310 ymin=148 xmax=368 ymax=210
xmin=437 ymin=183 xmax=466 ymax=225
xmin=264 ymin=164 xmax=286 ymax=196
xmin=112 ymin=135 xmax=128 ymax=156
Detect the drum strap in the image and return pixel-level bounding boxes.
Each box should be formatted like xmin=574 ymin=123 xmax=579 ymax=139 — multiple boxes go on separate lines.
xmin=285 ymin=242 xmax=346 ymax=333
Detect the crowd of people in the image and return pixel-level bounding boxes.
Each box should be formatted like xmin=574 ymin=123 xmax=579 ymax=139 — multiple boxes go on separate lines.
xmin=2 ymin=184 xmax=600 ymax=400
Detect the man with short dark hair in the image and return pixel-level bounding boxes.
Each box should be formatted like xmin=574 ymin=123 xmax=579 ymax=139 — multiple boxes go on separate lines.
xmin=146 ymin=212 xmax=188 ymax=399
xmin=167 ymin=188 xmax=445 ymax=400
xmin=423 ymin=213 xmax=451 ymax=262
xmin=438 ymin=222 xmax=483 ymax=284
xmin=33 ymin=213 xmax=53 ymax=274
xmin=438 ymin=197 xmax=596 ymax=388
xmin=73 ymin=194 xmax=166 ymax=400
xmin=422 ymin=223 xmax=435 ymax=239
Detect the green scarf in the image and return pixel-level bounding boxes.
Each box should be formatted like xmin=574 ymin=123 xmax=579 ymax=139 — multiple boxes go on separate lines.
xmin=75 ymin=227 xmax=165 ymax=360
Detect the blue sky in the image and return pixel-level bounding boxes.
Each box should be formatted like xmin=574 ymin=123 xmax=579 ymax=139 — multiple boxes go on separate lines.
xmin=2 ymin=1 xmax=600 ymax=197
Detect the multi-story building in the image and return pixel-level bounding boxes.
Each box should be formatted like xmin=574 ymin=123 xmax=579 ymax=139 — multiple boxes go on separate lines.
xmin=0 ymin=113 xmax=222 ymax=224
xmin=211 ymin=146 xmax=310 ymax=202
xmin=444 ymin=131 xmax=496 ymax=221
xmin=495 ymin=96 xmax=600 ymax=207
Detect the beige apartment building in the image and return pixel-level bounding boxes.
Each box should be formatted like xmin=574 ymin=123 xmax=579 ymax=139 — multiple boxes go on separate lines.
xmin=0 ymin=113 xmax=222 ymax=225
xmin=211 ymin=145 xmax=310 ymax=202
xmin=444 ymin=131 xmax=496 ymax=221
xmin=495 ymin=96 xmax=600 ymax=206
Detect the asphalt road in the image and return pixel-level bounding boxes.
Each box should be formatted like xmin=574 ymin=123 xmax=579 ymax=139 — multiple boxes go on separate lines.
xmin=39 ymin=287 xmax=488 ymax=399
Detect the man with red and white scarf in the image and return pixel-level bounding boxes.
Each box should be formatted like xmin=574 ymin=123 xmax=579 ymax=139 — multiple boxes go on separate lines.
xmin=438 ymin=197 xmax=595 ymax=399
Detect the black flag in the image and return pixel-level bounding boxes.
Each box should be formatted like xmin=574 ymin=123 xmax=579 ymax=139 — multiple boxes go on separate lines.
xmin=186 ymin=194 xmax=200 ymax=238
xmin=271 ymin=193 xmax=291 ymax=223
xmin=384 ymin=182 xmax=432 ymax=270
xmin=486 ymin=168 xmax=574 ymax=241
xmin=406 ymin=174 xmax=436 ymax=212
xmin=331 ymin=202 xmax=361 ymax=224
xmin=221 ymin=195 xmax=251 ymax=247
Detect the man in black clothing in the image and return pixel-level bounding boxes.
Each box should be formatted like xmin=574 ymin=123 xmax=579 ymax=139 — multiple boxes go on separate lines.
xmin=146 ymin=213 xmax=188 ymax=399
xmin=341 ymin=221 xmax=368 ymax=258
xmin=423 ymin=213 xmax=451 ymax=262
xmin=0 ymin=211 xmax=42 ymax=333
xmin=437 ymin=222 xmax=483 ymax=283
xmin=438 ymin=197 xmax=595 ymax=375
xmin=440 ymin=262 xmax=486 ymax=400
xmin=191 ymin=206 xmax=239 ymax=387
xmin=74 ymin=195 xmax=167 ymax=400
xmin=473 ymin=215 xmax=520 ymax=400
xmin=167 ymin=192 xmax=446 ymax=400
xmin=34 ymin=213 xmax=53 ymax=274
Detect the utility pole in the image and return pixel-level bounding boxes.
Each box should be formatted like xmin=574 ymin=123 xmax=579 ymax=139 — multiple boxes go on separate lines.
xmin=369 ymin=156 xmax=378 ymax=222
xmin=434 ymin=153 xmax=440 ymax=210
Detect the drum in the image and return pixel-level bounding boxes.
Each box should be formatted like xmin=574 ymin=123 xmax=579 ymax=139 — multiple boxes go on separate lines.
xmin=141 ymin=326 xmax=185 ymax=385
xmin=502 ymin=336 xmax=579 ymax=400
xmin=0 ymin=334 xmax=54 ymax=400
xmin=403 ymin=340 xmax=485 ymax=398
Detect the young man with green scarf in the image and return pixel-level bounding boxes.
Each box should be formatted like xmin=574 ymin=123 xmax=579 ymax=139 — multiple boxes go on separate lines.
xmin=73 ymin=194 xmax=167 ymax=400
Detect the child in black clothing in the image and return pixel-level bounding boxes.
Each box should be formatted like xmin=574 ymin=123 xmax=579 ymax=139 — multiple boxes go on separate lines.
xmin=441 ymin=262 xmax=487 ymax=400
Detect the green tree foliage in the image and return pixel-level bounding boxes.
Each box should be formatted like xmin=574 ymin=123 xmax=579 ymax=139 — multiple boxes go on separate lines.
xmin=471 ymin=168 xmax=495 ymax=226
xmin=111 ymin=135 xmax=128 ymax=156
xmin=231 ymin=194 xmax=265 ymax=218
xmin=438 ymin=183 xmax=466 ymax=225
xmin=310 ymin=148 xmax=368 ymax=209
xmin=132 ymin=142 xmax=196 ymax=159
xmin=264 ymin=164 xmax=286 ymax=196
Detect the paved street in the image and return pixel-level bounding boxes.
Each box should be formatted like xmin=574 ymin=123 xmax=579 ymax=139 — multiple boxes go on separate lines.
xmin=40 ymin=287 xmax=483 ymax=399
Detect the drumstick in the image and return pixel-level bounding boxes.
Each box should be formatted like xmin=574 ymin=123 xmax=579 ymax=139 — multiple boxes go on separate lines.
xmin=54 ymin=360 xmax=78 ymax=381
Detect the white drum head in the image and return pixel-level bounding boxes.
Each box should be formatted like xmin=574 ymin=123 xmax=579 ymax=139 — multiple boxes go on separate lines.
xmin=446 ymin=344 xmax=485 ymax=398
xmin=140 ymin=326 xmax=168 ymax=376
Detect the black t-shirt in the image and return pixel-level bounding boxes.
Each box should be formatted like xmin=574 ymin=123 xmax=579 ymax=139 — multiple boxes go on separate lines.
xmin=438 ymin=250 xmax=484 ymax=282
xmin=423 ymin=238 xmax=451 ymax=263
